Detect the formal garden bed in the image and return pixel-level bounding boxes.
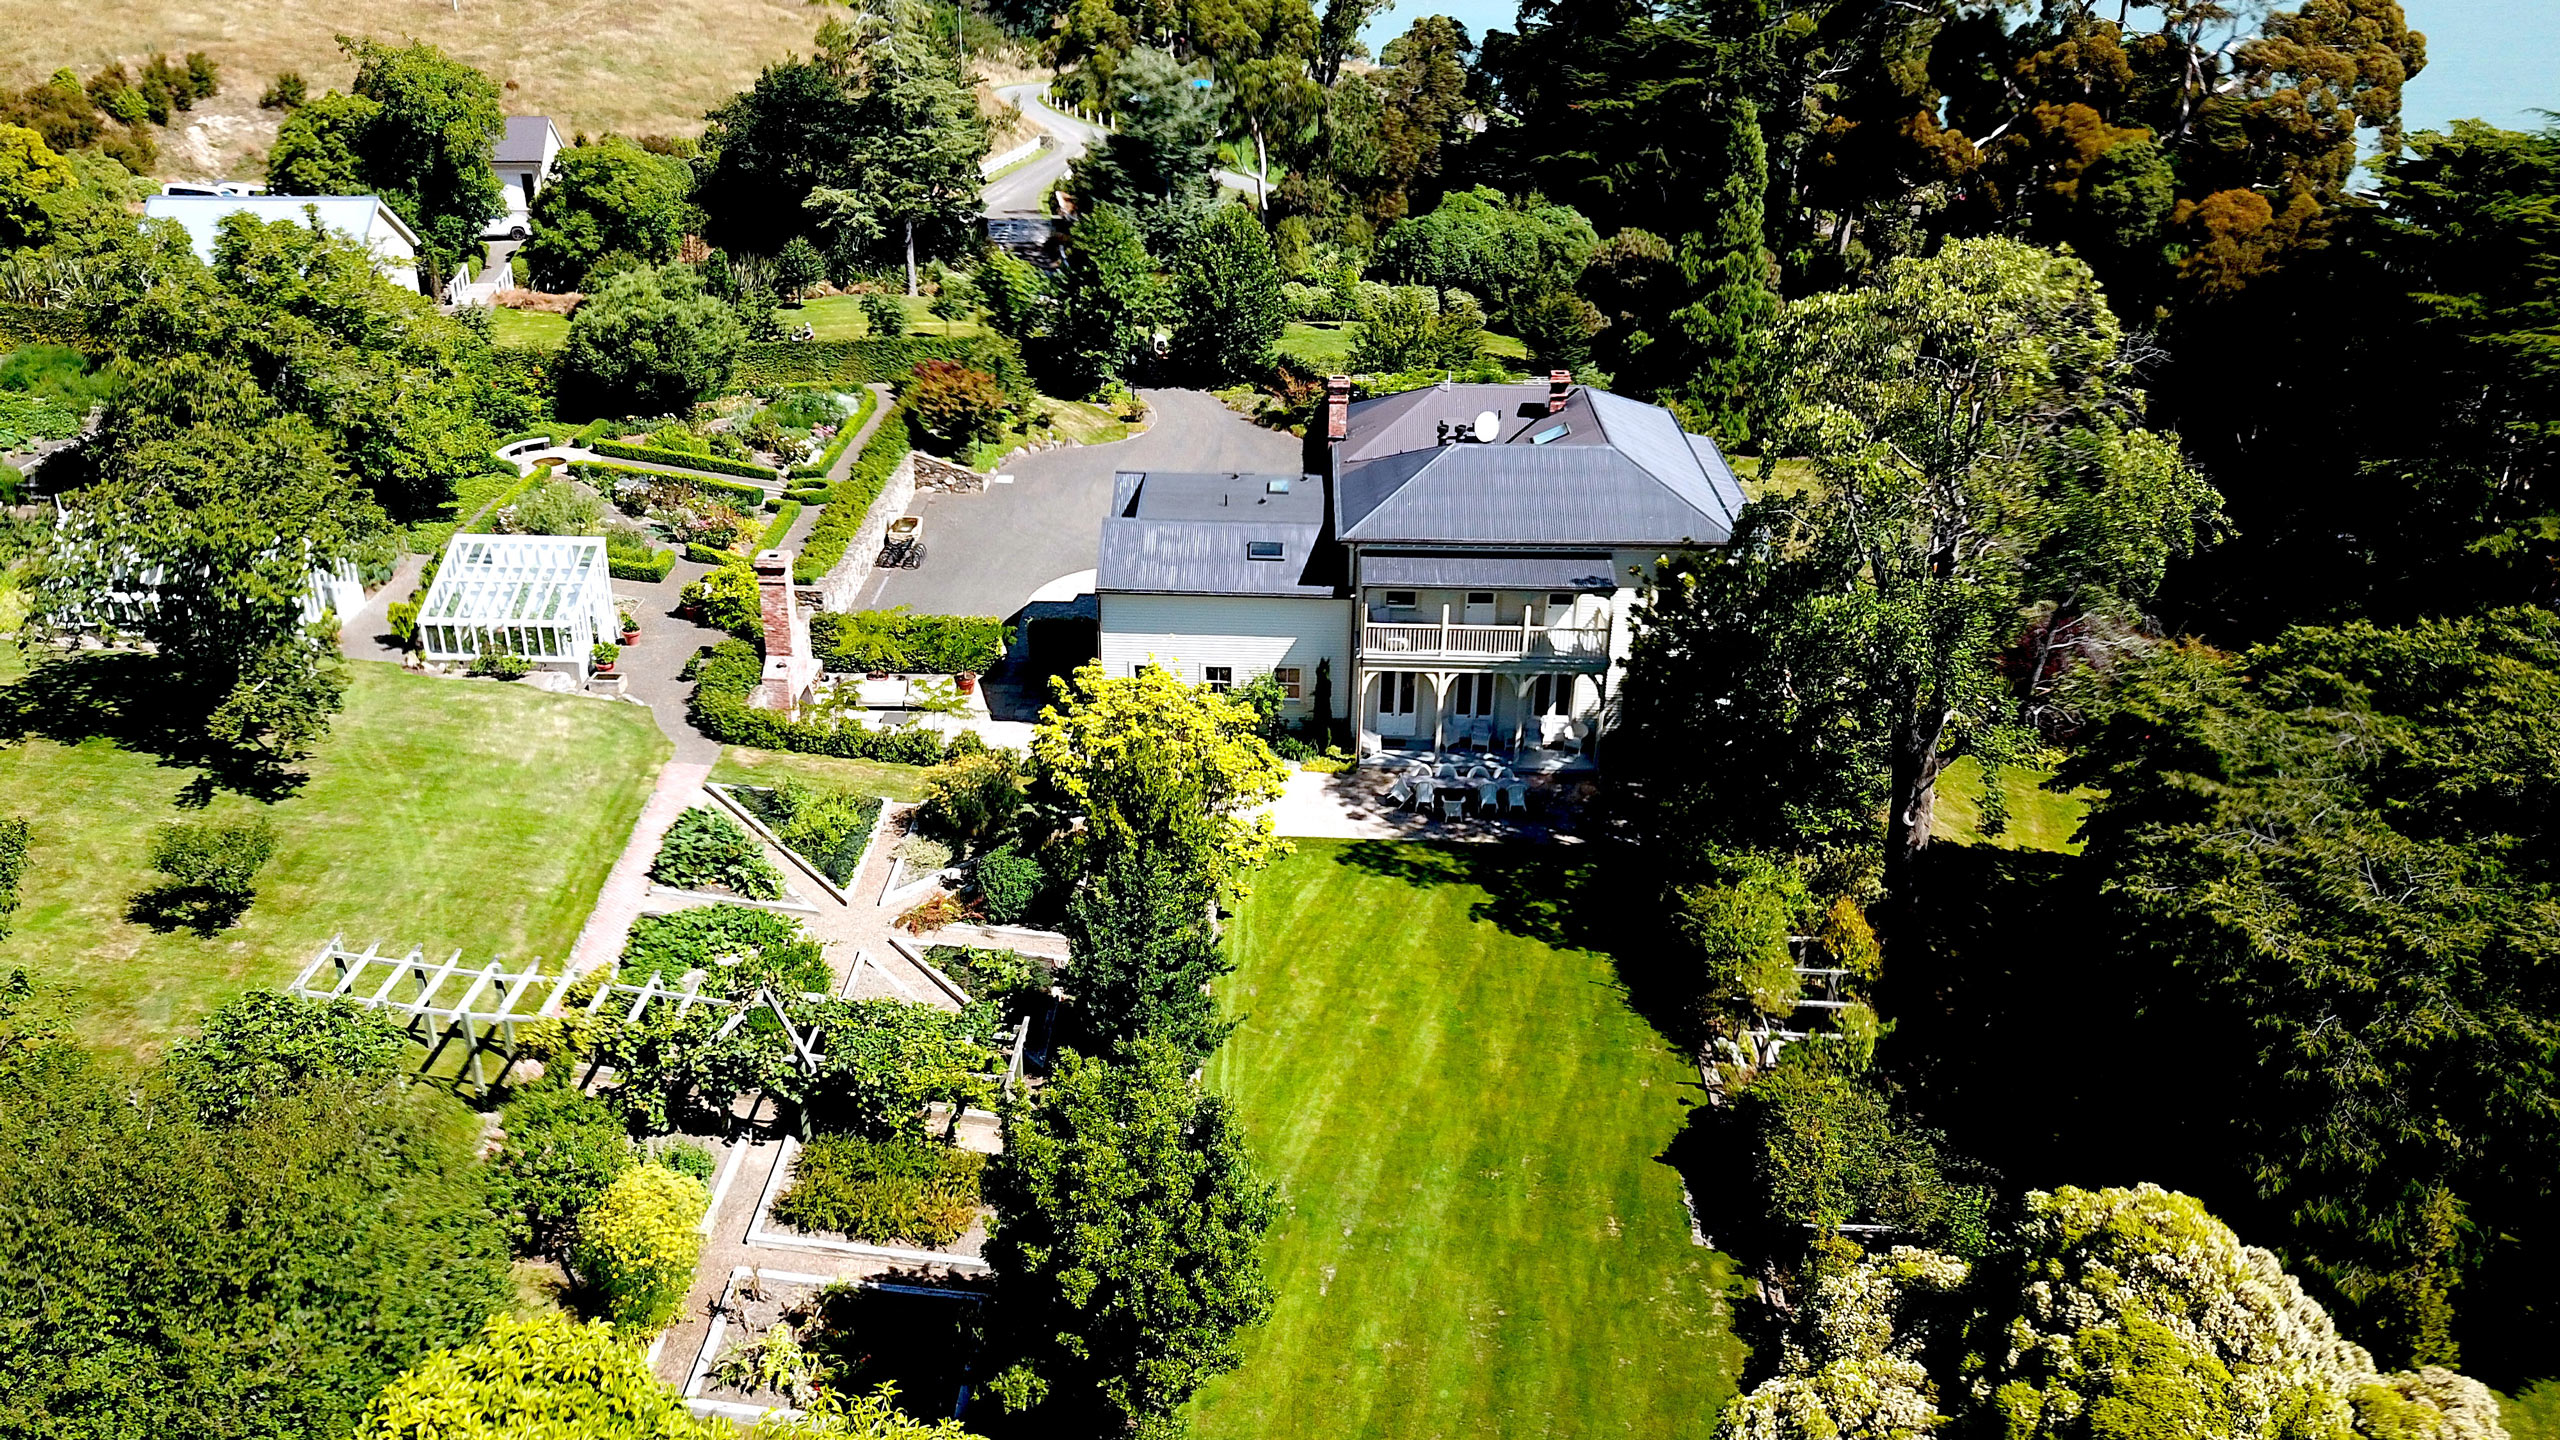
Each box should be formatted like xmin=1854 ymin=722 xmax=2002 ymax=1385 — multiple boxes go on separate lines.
xmin=771 ymin=1133 xmax=990 ymax=1256
xmin=692 ymin=1270 xmax=986 ymax=1423
xmin=717 ymin=780 xmax=887 ymax=890
xmin=614 ymin=904 xmax=834 ymax=998
xmin=648 ymin=806 xmax=802 ymax=905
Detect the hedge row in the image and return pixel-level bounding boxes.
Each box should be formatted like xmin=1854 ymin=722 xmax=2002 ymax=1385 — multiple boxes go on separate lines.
xmin=569 ymin=461 xmax=770 ymax=510
xmin=788 ymin=383 xmax=882 ymax=480
xmin=734 ymin=335 xmax=1026 ymax=392
xmin=809 ymin=611 xmax=1008 ymax=674
xmin=759 ymin=501 xmax=803 ymax=551
xmin=610 ymin=549 xmax=676 ymax=582
xmin=793 ymin=396 xmax=914 ymax=586
xmin=688 ymin=639 xmax=981 ymax=765
xmin=587 ymin=439 xmax=778 ymax=483
xmin=0 ymin=304 xmax=90 ymax=348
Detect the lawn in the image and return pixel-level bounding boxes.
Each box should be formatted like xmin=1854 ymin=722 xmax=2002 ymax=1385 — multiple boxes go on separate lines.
xmin=789 ymin=293 xmax=989 ymax=341
xmin=0 ymin=658 xmax=668 ymax=1055
xmin=709 ymin=744 xmax=931 ymax=802
xmin=1278 ymin=322 xmax=1532 ymax=374
xmin=491 ymin=307 xmax=568 ymax=351
xmin=1193 ymin=840 xmax=1744 ymax=1439
xmin=1928 ymin=754 xmax=2091 ymax=854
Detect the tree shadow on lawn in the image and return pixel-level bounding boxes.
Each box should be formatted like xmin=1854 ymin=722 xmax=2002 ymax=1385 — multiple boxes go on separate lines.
xmin=124 ymin=882 xmax=255 ymax=936
xmin=0 ymin=649 xmax=313 ymax=803
xmin=1326 ymin=838 xmax=1710 ymax=1056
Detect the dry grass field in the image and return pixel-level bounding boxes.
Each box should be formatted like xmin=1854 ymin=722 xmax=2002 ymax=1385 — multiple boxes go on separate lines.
xmin=0 ymin=0 xmax=1019 ymax=179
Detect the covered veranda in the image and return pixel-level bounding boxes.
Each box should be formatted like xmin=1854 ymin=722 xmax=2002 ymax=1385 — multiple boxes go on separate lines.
xmin=1354 ymin=664 xmax=1605 ymax=769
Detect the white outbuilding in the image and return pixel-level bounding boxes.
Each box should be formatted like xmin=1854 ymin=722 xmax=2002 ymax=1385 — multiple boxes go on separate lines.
xmin=415 ymin=533 xmax=617 ymax=676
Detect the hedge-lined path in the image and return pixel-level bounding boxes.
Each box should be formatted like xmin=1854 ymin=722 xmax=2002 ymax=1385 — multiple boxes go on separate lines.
xmin=782 ymin=382 xmax=896 ymax=554
xmin=341 ymin=552 xmax=427 ymax=663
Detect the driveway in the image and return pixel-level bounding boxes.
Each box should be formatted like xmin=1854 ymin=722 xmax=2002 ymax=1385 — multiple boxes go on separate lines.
xmin=861 ymin=388 xmax=1304 ymax=618
xmin=985 ymin=84 xmax=1099 ymax=219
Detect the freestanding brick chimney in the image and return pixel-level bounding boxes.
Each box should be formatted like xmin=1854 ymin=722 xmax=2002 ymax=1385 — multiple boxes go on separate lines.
xmin=750 ymin=548 xmax=817 ymax=713
xmin=1326 ymin=374 xmax=1351 ymax=441
xmin=1548 ymin=370 xmax=1571 ymax=414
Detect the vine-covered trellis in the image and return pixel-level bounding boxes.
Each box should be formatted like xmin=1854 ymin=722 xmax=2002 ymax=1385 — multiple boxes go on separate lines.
xmin=288 ymin=936 xmax=1028 ymax=1110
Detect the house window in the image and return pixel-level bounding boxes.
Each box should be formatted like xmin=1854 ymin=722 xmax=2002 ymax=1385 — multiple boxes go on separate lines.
xmin=1247 ymin=540 xmax=1284 ymax=561
xmin=1383 ymin=590 xmax=1417 ymax=610
xmin=1549 ymin=592 xmax=1576 ymax=608
xmin=1203 ymin=665 xmax=1234 ymax=692
xmin=1533 ymin=675 xmax=1574 ymax=715
xmin=1466 ymin=591 xmax=1495 ymax=607
xmin=1273 ymin=666 xmax=1304 ymax=702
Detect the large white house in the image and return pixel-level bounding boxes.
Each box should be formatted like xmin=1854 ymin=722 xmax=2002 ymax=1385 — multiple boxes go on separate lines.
xmin=142 ymin=194 xmax=422 ymax=292
xmin=1097 ymin=373 xmax=1747 ymax=763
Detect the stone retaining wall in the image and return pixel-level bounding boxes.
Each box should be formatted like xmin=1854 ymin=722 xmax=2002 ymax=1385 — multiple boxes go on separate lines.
xmin=811 ymin=449 xmax=917 ymax=611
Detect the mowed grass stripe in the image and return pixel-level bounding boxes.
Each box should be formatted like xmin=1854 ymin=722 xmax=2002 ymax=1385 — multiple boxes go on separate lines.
xmin=1195 ymin=840 xmax=1744 ymax=1439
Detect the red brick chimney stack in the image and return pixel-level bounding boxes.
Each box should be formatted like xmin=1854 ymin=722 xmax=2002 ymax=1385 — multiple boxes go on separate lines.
xmin=1325 ymin=374 xmax=1351 ymax=442
xmin=1548 ymin=370 xmax=1571 ymax=414
xmin=750 ymin=548 xmax=816 ymax=713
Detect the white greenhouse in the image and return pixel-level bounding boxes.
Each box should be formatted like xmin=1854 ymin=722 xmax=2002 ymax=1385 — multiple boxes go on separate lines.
xmin=416 ymin=534 xmax=617 ymax=675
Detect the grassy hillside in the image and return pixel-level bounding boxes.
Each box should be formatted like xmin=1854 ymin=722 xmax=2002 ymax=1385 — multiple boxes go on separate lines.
xmin=0 ymin=657 xmax=666 ymax=1055
xmin=4 ymin=0 xmax=832 ymax=179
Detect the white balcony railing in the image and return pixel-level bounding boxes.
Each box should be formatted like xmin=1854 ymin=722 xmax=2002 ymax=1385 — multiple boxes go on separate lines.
xmin=1361 ymin=620 xmax=1610 ymax=661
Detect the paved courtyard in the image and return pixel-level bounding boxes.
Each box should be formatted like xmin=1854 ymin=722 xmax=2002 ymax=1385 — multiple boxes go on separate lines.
xmin=861 ymin=388 xmax=1305 ymax=618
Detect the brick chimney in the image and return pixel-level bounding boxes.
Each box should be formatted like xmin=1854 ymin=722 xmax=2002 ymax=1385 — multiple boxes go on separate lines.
xmin=1325 ymin=374 xmax=1351 ymax=442
xmin=750 ymin=548 xmax=816 ymax=713
xmin=1547 ymin=370 xmax=1571 ymax=414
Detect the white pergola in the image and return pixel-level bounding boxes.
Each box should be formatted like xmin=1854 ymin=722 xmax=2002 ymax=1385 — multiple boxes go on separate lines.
xmin=416 ymin=533 xmax=616 ymax=673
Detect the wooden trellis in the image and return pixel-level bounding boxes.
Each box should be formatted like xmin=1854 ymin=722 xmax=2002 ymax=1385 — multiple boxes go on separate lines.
xmin=289 ymin=936 xmax=1030 ymax=1099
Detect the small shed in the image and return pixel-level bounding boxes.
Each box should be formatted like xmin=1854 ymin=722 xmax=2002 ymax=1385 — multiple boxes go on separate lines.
xmin=416 ymin=533 xmax=616 ymax=675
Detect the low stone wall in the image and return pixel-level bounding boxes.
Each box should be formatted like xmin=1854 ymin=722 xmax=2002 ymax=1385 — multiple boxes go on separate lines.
xmin=912 ymin=453 xmax=986 ymax=494
xmin=812 ymin=449 xmax=916 ymax=611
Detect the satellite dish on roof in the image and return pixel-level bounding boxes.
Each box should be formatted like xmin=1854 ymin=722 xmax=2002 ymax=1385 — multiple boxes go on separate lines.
xmin=1473 ymin=411 xmax=1499 ymax=443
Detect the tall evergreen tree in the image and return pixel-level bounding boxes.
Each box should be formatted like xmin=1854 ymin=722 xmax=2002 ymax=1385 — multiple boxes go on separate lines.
xmin=1052 ymin=202 xmax=1163 ymax=392
xmin=1171 ymin=204 xmax=1286 ymax=383
xmin=1671 ymin=96 xmax=1778 ymax=443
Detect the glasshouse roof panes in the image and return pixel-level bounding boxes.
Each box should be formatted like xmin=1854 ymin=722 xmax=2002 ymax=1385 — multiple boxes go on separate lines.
xmin=420 ymin=536 xmax=611 ymax=626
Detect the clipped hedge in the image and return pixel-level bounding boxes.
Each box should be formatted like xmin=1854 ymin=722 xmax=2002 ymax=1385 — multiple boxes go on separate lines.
xmin=758 ymin=500 xmax=802 ymax=550
xmin=809 ymin=610 xmax=1008 ymax=674
xmin=609 ymin=549 xmax=675 ymax=582
xmin=684 ymin=541 xmax=738 ymax=566
xmin=570 ymin=460 xmax=768 ymax=509
xmin=788 ymin=383 xmax=882 ymax=481
xmin=586 ymin=438 xmax=779 ymax=483
xmin=0 ymin=304 xmax=91 ymax=348
xmin=689 ymin=638 xmax=975 ymax=765
xmin=794 ymin=396 xmax=913 ymax=585
xmin=734 ymin=335 xmax=1026 ymax=392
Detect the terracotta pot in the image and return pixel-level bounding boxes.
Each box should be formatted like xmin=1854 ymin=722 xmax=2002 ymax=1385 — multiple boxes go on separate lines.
xmin=955 ymin=671 xmax=977 ymax=694
xmin=620 ymin=627 xmax=639 ymax=644
xmin=594 ymin=661 xmax=617 ymax=675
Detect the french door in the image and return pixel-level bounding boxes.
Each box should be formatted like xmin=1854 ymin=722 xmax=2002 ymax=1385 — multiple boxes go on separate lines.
xmin=1376 ymin=671 xmax=1418 ymax=738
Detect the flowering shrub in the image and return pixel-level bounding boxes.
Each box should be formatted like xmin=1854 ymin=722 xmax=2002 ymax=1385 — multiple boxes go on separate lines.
xmin=571 ymin=1163 xmax=708 ymax=1330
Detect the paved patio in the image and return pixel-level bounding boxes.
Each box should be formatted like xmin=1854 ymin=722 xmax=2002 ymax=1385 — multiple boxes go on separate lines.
xmin=1264 ymin=766 xmax=1597 ymax=843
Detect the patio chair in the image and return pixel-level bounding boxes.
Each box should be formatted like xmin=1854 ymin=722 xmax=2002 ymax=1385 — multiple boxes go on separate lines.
xmin=1382 ymin=775 xmax=1415 ymax=809
xmin=1438 ymin=791 xmax=1469 ymax=821
xmin=1499 ymin=777 xmax=1530 ymax=813
xmin=1466 ymin=720 xmax=1494 ymax=750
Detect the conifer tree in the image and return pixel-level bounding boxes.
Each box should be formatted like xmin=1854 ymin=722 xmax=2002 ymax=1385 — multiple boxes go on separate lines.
xmin=1673 ymin=97 xmax=1778 ymax=444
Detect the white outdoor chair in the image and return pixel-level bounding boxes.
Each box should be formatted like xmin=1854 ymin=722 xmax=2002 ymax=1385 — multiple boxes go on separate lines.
xmin=1382 ymin=775 xmax=1415 ymax=809
xmin=1500 ymin=778 xmax=1530 ymax=813
xmin=1466 ymin=720 xmax=1493 ymax=750
xmin=1438 ymin=791 xmax=1469 ymax=821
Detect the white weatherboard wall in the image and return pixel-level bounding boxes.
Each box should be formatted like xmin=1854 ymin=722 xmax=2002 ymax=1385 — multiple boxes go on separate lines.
xmin=1099 ymin=592 xmax=1348 ymax=718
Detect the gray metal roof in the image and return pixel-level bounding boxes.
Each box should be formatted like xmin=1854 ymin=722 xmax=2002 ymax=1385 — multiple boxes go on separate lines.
xmin=1097 ymin=472 xmax=1340 ymax=597
xmin=1358 ymin=551 xmax=1619 ymax=591
xmin=495 ymin=117 xmax=560 ymax=165
xmin=1333 ymin=381 xmax=1747 ymax=546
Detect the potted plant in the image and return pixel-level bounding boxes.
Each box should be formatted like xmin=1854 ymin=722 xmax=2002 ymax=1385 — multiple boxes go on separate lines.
xmin=619 ymin=610 xmax=640 ymax=644
xmin=592 ymin=642 xmax=621 ymax=674
xmin=955 ymin=670 xmax=977 ymax=694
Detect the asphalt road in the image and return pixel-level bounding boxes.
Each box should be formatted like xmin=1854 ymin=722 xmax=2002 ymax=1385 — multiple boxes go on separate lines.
xmin=984 ymin=84 xmax=1099 ymax=218
xmin=983 ymin=82 xmax=1268 ymax=215
xmin=863 ymin=388 xmax=1305 ymax=619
